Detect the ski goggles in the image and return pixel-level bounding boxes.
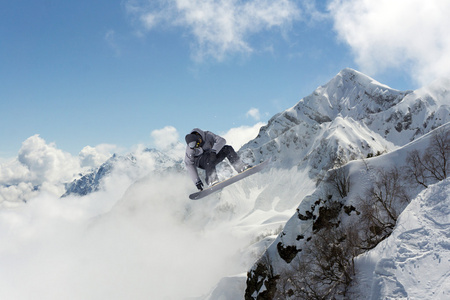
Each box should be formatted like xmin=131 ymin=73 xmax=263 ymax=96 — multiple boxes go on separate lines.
xmin=189 ymin=140 xmax=201 ymax=149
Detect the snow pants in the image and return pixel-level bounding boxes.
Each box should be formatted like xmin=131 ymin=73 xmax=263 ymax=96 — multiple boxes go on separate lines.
xmin=198 ymin=145 xmax=244 ymax=185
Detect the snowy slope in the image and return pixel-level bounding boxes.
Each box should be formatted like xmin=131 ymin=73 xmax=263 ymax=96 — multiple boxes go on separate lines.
xmin=354 ymin=177 xmax=450 ymax=299
xmin=245 ymin=122 xmax=450 ymax=299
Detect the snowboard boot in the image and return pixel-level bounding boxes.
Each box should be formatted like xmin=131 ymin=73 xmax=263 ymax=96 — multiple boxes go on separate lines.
xmin=239 ymin=164 xmax=253 ymax=173
xmin=209 ymin=180 xmax=220 ymax=187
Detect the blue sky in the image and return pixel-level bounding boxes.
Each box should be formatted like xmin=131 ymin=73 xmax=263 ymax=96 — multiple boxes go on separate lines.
xmin=1 ymin=0 xmax=449 ymax=159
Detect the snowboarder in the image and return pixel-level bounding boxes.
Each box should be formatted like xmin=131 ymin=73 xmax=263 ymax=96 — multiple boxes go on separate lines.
xmin=185 ymin=128 xmax=250 ymax=191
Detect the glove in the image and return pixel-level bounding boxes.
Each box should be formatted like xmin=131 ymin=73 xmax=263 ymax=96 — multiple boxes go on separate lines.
xmin=195 ymin=180 xmax=204 ymax=191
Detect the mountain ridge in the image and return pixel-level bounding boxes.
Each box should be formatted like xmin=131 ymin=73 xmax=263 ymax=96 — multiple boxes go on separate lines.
xmin=241 ymin=68 xmax=447 ymax=164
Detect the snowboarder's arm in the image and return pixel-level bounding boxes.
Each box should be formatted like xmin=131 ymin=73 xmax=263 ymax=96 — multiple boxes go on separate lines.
xmin=208 ymin=131 xmax=226 ymax=153
xmin=186 ymin=163 xmax=200 ymax=184
xmin=185 ymin=154 xmax=201 ymax=184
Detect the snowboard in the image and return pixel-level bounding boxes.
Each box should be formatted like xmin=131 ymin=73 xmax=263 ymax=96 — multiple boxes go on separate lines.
xmin=189 ymin=159 xmax=270 ymax=200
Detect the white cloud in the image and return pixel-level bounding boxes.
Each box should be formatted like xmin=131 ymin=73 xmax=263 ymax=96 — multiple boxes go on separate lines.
xmin=79 ymin=144 xmax=117 ymax=168
xmin=150 ymin=126 xmax=180 ymax=149
xmin=0 ymin=136 xmax=75 ymax=203
xmin=150 ymin=126 xmax=185 ymax=159
xmin=329 ymin=0 xmax=450 ymax=85
xmin=17 ymin=135 xmax=80 ymax=184
xmin=222 ymin=122 xmax=265 ymax=150
xmin=0 ymin=182 xmax=37 ymax=205
xmin=125 ymin=0 xmax=301 ymax=61
xmin=0 ymin=135 xmax=82 ymax=203
xmin=0 ymin=159 xmax=29 ymax=185
xmin=0 ymin=136 xmax=121 ymax=204
xmin=246 ymin=107 xmax=261 ymax=121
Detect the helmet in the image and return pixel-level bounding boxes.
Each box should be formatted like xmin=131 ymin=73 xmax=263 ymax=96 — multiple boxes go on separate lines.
xmin=185 ymin=133 xmax=201 ymax=149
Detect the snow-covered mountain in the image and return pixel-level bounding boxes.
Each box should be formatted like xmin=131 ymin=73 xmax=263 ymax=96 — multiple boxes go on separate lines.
xmin=217 ymin=69 xmax=449 ymax=299
xmin=240 ymin=68 xmax=448 ymax=169
xmin=2 ymin=68 xmax=448 ymax=299
xmin=236 ymin=68 xmax=450 ymax=299
xmin=63 ymin=154 xmax=128 ymax=197
xmin=244 ymin=123 xmax=450 ymax=299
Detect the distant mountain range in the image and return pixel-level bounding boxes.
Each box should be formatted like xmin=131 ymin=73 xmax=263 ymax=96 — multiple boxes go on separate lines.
xmin=63 ymin=149 xmax=184 ymax=197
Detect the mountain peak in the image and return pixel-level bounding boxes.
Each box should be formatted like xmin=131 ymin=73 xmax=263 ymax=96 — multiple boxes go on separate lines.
xmin=336 ymin=67 xmax=388 ymax=88
xmin=337 ymin=67 xmax=368 ymax=80
xmin=240 ymin=68 xmax=448 ymax=171
xmin=295 ymin=69 xmax=410 ymax=124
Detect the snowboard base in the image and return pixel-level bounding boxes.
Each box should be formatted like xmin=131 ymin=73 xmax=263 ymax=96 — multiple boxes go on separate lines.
xmin=189 ymin=160 xmax=270 ymax=200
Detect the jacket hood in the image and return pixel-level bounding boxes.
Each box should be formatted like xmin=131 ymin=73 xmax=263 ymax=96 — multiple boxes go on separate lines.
xmin=190 ymin=128 xmax=206 ymax=140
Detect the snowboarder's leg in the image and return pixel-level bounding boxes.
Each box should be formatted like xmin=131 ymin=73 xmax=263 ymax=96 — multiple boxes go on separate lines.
xmin=217 ymin=145 xmax=247 ymax=173
xmin=205 ymin=165 xmax=218 ymax=185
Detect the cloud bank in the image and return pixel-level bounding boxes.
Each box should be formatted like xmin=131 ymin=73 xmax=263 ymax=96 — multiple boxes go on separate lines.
xmin=0 ymin=135 xmax=117 ymax=204
xmin=0 ymin=128 xmax=254 ymax=299
xmin=329 ymin=0 xmax=450 ymax=85
xmin=0 ymin=170 xmax=246 ymax=299
xmin=125 ymin=0 xmax=301 ymax=61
